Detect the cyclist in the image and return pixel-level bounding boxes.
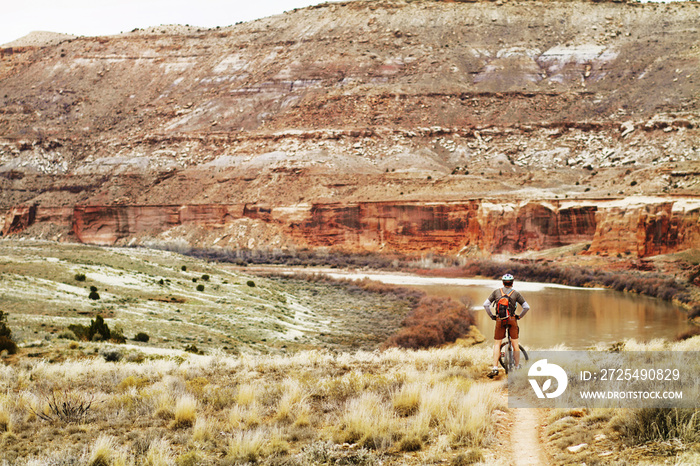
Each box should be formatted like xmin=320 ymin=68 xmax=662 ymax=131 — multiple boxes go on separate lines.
xmin=483 ymin=273 xmax=530 ymax=378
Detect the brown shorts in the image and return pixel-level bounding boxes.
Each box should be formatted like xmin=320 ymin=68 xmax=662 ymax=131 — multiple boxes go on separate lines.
xmin=494 ymin=316 xmax=519 ymax=340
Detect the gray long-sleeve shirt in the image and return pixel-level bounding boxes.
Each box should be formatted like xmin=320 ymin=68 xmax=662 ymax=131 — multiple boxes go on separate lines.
xmin=483 ymin=286 xmax=530 ymax=318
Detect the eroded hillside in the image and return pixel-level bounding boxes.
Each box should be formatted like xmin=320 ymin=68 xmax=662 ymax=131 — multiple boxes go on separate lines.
xmin=0 ymin=0 xmax=698 ymax=258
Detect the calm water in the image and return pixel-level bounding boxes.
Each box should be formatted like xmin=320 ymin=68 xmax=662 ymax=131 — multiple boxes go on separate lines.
xmin=321 ymin=271 xmax=691 ymax=349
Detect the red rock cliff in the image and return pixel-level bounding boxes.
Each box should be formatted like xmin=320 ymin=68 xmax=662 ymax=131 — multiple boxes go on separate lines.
xmin=2 ymin=197 xmax=697 ymax=258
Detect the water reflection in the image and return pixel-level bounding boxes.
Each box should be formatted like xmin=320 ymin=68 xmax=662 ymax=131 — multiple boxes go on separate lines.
xmin=275 ymin=269 xmax=690 ymax=350
xmin=411 ymin=283 xmax=689 ymax=349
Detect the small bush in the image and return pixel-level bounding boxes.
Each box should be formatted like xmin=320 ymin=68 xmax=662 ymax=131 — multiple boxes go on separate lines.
xmin=87 ymin=435 xmax=121 ymax=466
xmin=69 ymin=315 xmax=111 ymax=342
xmin=398 ymin=436 xmax=422 ymax=452
xmin=196 ymin=284 xmax=205 ymax=292
xmin=181 ymin=265 xmax=187 ymax=271
xmin=99 ymin=347 xmax=123 ymax=362
xmin=74 ymin=273 xmax=86 ymax=282
xmin=247 ymin=280 xmax=256 ymax=287
xmin=451 ymin=449 xmax=484 ymax=465
xmin=110 ymin=326 xmax=126 ymax=344
xmin=88 ymin=286 xmax=100 ymax=300
xmin=184 ymin=344 xmax=203 ymax=355
xmin=0 ymin=311 xmax=18 ymax=355
xmin=0 ymin=403 xmax=11 ymax=432
xmin=176 ymin=451 xmax=201 ymax=466
xmin=0 ymin=337 xmax=17 ymax=355
xmin=134 ymin=332 xmax=150 ymax=343
xmin=57 ymin=330 xmax=77 ymax=340
xmin=384 ymin=296 xmax=475 ymax=349
xmin=172 ymin=395 xmax=197 ymax=429
xmin=690 ymin=304 xmax=700 ymax=320
xmin=32 ymin=391 xmax=95 ymax=424
xmin=201 ymin=274 xmax=210 ymax=281
xmin=144 ymin=438 xmax=173 ymax=466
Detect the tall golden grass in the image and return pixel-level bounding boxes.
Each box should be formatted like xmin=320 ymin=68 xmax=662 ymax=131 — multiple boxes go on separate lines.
xmin=2 ymin=337 xmax=697 ymax=464
xmin=0 ymin=343 xmax=500 ymax=465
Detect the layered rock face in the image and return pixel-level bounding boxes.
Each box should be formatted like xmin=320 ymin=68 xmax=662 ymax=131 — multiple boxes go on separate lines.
xmin=0 ymin=0 xmax=698 ymax=258
xmin=3 ymin=197 xmax=697 ymax=258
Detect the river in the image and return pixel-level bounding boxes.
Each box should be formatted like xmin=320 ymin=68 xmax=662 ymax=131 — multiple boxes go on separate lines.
xmin=297 ymin=269 xmax=690 ymax=350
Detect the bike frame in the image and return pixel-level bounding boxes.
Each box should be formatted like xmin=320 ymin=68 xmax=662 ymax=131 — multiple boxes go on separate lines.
xmin=498 ymin=321 xmax=529 ymax=374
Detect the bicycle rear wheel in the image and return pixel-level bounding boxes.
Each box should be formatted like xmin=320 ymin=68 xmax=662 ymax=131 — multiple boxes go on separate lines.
xmin=499 ymin=342 xmax=529 ymax=373
xmin=498 ymin=341 xmax=514 ymax=373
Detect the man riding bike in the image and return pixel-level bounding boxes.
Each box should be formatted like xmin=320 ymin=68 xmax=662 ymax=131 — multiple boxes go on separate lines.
xmin=483 ymin=273 xmax=530 ymax=378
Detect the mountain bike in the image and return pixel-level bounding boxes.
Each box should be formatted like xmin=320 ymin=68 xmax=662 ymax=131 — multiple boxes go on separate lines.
xmin=498 ymin=319 xmax=529 ymax=374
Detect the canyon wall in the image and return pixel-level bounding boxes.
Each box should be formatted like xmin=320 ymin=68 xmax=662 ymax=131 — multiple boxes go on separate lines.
xmin=2 ymin=198 xmax=697 ymax=258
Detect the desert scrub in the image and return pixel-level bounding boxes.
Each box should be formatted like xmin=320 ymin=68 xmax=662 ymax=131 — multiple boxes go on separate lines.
xmin=0 ymin=343 xmax=530 ymax=464
xmin=86 ymin=435 xmax=128 ymax=466
xmin=611 ymin=408 xmax=700 ymax=444
xmin=0 ymin=310 xmax=18 ymax=355
xmin=227 ymin=427 xmax=289 ymax=463
xmin=171 ymin=395 xmax=197 ymax=429
xmin=336 ymin=392 xmax=399 ymax=450
xmin=0 ymin=399 xmax=11 ymax=433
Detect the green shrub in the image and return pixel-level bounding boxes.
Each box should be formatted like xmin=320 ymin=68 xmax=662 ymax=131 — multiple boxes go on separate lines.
xmin=201 ymin=274 xmax=210 ymax=281
xmin=0 ymin=311 xmax=17 ymax=355
xmin=181 ymin=265 xmax=187 ymax=271
xmin=57 ymin=330 xmax=77 ymax=340
xmin=99 ymin=347 xmax=123 ymax=362
xmin=74 ymin=273 xmax=86 ymax=282
xmin=68 ymin=315 xmax=111 ymax=342
xmin=184 ymin=344 xmax=203 ymax=355
xmin=0 ymin=311 xmax=12 ymax=340
xmin=88 ymin=285 xmax=100 ymax=300
xmin=0 ymin=337 xmax=17 ymax=355
xmin=196 ymin=284 xmax=205 ymax=292
xmin=134 ymin=332 xmax=150 ymax=343
xmin=246 ymin=280 xmax=256 ymax=288
xmin=110 ymin=326 xmax=126 ymax=344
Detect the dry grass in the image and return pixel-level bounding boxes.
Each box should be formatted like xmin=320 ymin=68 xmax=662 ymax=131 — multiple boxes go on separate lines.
xmin=0 ymin=343 xmax=505 ymax=465
xmin=1 ymin=336 xmax=697 ymax=464
xmin=0 ymin=400 xmax=11 ymax=433
xmin=171 ymin=395 xmax=197 ymax=429
xmin=543 ymin=338 xmax=700 ymax=465
xmin=87 ymin=435 xmax=127 ymax=466
xmin=143 ymin=438 xmax=173 ymax=466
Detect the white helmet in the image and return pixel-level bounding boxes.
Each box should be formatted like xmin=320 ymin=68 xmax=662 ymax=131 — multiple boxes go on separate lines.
xmin=502 ymin=273 xmax=514 ymax=282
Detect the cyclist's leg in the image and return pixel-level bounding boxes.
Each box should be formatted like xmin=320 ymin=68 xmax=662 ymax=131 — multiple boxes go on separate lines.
xmin=511 ymin=337 xmax=520 ymax=366
xmin=493 ymin=319 xmax=506 ymax=369
xmin=493 ymin=339 xmax=503 ymax=368
xmin=509 ymin=317 xmax=520 ymax=366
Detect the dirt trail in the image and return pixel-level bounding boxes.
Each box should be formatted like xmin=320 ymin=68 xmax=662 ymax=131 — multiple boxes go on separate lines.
xmin=511 ymin=406 xmax=549 ymax=465
xmin=497 ymin=384 xmax=550 ymax=466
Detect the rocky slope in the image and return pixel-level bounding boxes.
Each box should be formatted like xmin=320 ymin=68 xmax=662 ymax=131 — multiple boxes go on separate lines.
xmin=0 ymin=0 xmax=698 ymax=258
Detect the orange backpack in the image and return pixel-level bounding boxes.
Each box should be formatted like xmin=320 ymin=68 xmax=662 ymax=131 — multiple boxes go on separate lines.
xmin=496 ymin=288 xmax=514 ymax=319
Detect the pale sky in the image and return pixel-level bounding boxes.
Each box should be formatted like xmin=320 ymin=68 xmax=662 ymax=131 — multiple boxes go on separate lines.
xmin=1 ymin=0 xmax=683 ymax=47
xmin=0 ymin=0 xmax=343 ymax=46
